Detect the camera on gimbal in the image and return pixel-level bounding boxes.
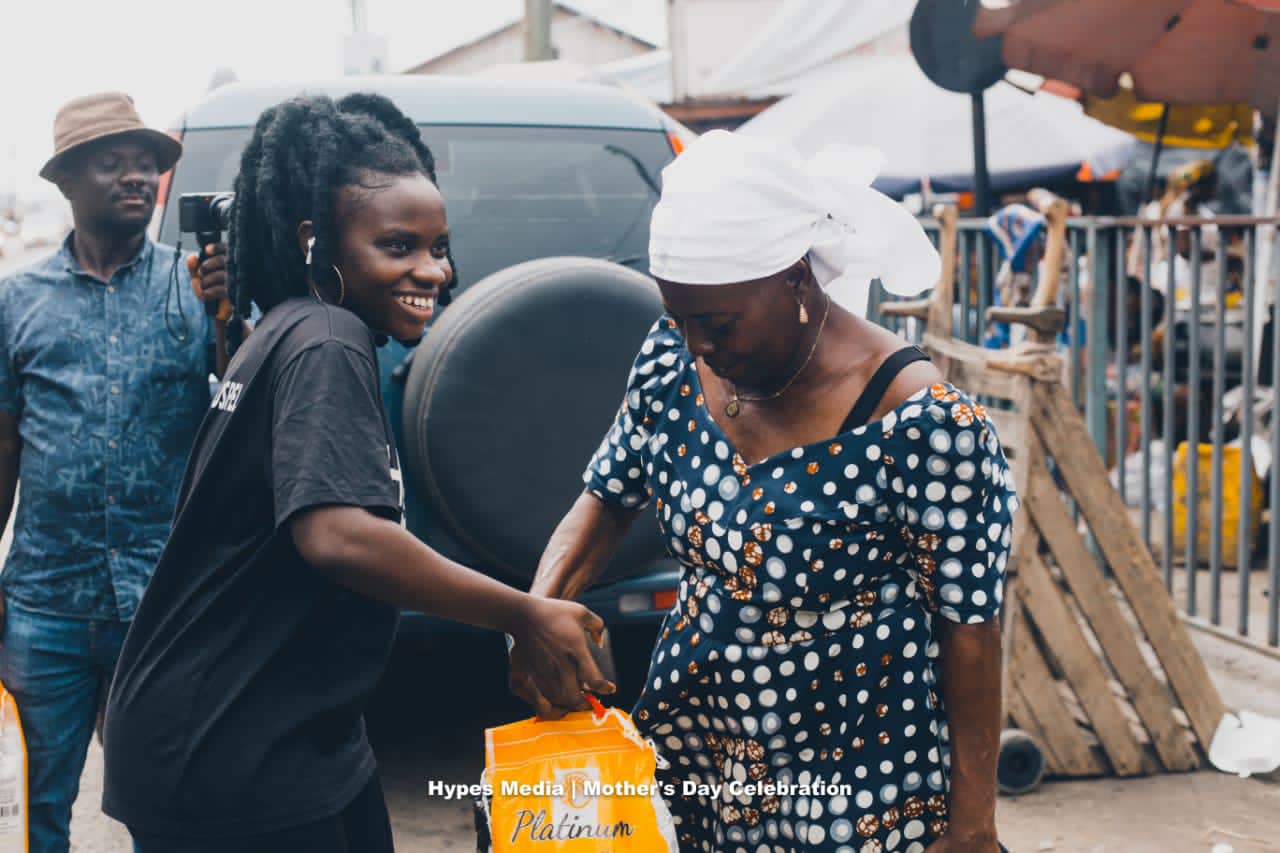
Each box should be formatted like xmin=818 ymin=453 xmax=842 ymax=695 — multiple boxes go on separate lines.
xmin=179 ymin=192 xmax=234 ymax=317
xmin=178 ymin=192 xmax=234 ymax=238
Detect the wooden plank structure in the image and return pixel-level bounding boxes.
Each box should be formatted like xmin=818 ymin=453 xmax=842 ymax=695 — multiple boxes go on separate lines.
xmin=882 ymin=202 xmax=1225 ymax=780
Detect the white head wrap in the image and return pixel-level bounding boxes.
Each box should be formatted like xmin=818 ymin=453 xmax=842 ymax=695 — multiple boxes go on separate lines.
xmin=648 ymin=130 xmax=941 ymax=317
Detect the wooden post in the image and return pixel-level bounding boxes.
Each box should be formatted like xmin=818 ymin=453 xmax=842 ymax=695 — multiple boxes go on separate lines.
xmin=1030 ymin=381 xmax=1226 ymax=749
xmin=524 ymin=0 xmax=553 ymax=61
xmin=1023 ymin=441 xmax=1199 ymax=771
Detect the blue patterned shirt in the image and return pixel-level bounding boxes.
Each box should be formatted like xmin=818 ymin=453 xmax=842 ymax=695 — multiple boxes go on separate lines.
xmin=0 ymin=234 xmax=214 ymax=621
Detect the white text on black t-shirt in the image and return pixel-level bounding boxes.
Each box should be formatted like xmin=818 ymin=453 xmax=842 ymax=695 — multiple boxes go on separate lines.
xmin=212 ymin=380 xmax=244 ymax=413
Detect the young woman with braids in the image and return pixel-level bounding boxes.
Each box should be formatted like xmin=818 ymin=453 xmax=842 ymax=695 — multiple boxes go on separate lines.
xmin=101 ymin=93 xmax=613 ymax=852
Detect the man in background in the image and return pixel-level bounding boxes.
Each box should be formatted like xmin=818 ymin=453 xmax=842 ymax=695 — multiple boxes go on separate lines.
xmin=0 ymin=92 xmax=227 ymax=853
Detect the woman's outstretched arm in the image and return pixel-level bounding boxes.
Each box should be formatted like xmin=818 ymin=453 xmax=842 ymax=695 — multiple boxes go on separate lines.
xmin=290 ymin=504 xmax=616 ymax=715
xmin=508 ymin=491 xmax=641 ymax=715
xmin=530 ymin=491 xmax=641 ymax=600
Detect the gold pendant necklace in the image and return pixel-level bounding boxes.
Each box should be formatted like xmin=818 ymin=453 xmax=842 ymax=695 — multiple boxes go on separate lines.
xmin=725 ymin=296 xmax=830 ymax=419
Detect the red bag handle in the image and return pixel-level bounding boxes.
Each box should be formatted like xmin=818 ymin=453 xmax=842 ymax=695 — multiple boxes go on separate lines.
xmin=534 ymin=692 xmax=607 ymax=722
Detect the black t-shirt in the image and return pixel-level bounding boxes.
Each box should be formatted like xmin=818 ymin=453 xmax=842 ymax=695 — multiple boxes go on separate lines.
xmin=103 ymin=298 xmax=404 ymax=838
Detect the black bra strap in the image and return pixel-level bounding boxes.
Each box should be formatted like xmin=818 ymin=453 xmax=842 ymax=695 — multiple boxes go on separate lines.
xmin=840 ymin=345 xmax=932 ymax=431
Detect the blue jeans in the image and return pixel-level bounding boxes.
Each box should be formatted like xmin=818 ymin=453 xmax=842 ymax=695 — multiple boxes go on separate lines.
xmin=0 ymin=601 xmax=130 ymax=853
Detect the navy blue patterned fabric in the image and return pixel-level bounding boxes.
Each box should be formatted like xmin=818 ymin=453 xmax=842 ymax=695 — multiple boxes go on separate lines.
xmin=584 ymin=318 xmax=1017 ymax=853
xmin=0 ymin=235 xmax=214 ymax=621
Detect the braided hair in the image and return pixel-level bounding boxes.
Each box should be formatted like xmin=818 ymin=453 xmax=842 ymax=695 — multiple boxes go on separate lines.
xmin=225 ymin=92 xmax=457 ymax=351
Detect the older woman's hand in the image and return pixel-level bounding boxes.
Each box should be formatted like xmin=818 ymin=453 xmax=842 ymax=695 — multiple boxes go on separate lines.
xmin=506 ymin=597 xmax=615 ymax=719
xmin=508 ymin=643 xmax=589 ymax=720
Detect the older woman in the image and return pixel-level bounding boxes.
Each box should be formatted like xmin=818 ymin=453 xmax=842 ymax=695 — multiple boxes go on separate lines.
xmin=510 ymin=131 xmax=1016 ymax=853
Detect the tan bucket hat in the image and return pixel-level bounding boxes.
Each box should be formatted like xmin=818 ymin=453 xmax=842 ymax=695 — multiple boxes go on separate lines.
xmin=40 ymin=91 xmax=183 ymax=182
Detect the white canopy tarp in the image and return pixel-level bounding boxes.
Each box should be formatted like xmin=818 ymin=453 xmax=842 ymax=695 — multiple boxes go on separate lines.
xmin=597 ymin=50 xmax=676 ymax=103
xmin=593 ymin=0 xmax=915 ymax=103
xmin=699 ymin=0 xmax=913 ymax=96
xmin=738 ymin=54 xmax=1138 ymax=197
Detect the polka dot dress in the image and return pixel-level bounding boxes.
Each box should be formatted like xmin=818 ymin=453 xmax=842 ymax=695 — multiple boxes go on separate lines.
xmin=584 ymin=319 xmax=1018 ymax=853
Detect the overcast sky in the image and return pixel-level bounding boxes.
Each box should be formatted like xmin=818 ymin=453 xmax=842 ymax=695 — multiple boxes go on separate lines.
xmin=1 ymin=0 xmax=665 ymax=203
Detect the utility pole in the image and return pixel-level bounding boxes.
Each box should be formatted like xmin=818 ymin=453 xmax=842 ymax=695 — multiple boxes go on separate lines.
xmin=667 ymin=0 xmax=689 ymax=102
xmin=524 ymin=0 xmax=553 ymax=61
xmin=344 ymin=0 xmax=386 ymax=74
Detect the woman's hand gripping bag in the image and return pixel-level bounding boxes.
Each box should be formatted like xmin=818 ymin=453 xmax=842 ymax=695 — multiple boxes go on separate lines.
xmin=477 ymin=696 xmax=677 ymax=852
xmin=0 ymin=684 xmax=27 ymax=852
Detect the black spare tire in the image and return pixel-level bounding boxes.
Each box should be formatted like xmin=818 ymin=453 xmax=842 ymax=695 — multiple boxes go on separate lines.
xmin=401 ymin=257 xmax=668 ymax=585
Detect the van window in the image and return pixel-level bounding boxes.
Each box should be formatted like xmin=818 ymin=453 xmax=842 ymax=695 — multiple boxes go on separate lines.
xmin=159 ymin=125 xmax=670 ymax=285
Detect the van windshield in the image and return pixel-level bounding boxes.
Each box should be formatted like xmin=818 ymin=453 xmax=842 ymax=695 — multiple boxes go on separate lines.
xmin=158 ymin=124 xmax=671 ymax=286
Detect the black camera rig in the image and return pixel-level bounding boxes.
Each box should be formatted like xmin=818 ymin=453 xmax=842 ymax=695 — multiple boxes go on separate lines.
xmin=178 ymin=192 xmax=234 ymax=316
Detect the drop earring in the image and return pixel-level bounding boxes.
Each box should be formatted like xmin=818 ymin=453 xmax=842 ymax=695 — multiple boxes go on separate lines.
xmin=798 ymin=300 xmax=810 ymax=324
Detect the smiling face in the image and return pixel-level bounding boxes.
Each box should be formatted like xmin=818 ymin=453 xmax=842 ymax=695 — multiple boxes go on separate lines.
xmin=55 ymin=136 xmax=159 ymax=237
xmin=326 ymin=172 xmax=452 ymax=343
xmin=658 ymin=260 xmax=811 ymax=390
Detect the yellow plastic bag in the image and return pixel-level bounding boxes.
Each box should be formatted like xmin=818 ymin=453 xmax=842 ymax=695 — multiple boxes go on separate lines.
xmin=479 ymin=695 xmax=677 ymax=852
xmin=0 ymin=685 xmax=27 ymax=852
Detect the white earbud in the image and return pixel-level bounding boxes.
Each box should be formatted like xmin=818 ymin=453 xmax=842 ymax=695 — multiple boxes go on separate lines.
xmin=305 ymin=236 xmax=316 ymax=266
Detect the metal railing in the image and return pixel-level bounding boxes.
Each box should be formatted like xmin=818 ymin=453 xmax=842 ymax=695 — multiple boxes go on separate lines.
xmin=872 ymin=213 xmax=1280 ymax=652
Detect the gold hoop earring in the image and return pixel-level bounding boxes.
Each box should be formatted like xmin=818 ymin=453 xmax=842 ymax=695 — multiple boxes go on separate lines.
xmin=331 ymin=265 xmax=345 ymax=306
xmin=308 ymin=267 xmax=346 ymax=306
